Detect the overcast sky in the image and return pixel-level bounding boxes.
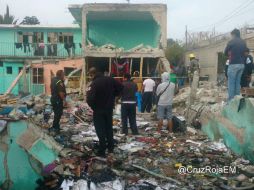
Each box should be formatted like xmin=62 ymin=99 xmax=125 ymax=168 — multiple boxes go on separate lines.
xmin=0 ymin=0 xmax=254 ymax=40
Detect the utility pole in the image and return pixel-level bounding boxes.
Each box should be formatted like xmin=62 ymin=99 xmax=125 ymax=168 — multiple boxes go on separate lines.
xmin=185 ymin=25 xmax=188 ymax=49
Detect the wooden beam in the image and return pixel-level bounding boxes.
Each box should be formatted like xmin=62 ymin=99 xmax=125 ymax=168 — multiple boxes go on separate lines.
xmin=109 ymin=57 xmax=112 ymax=75
xmin=79 ymin=58 xmax=87 ymax=96
xmin=140 ymin=57 xmax=144 ymax=78
xmin=23 ymin=67 xmax=28 ymax=93
xmin=130 ymin=58 xmax=133 ymax=75
xmin=65 ymin=66 xmax=82 ymax=86
xmin=4 ymin=65 xmax=30 ymax=95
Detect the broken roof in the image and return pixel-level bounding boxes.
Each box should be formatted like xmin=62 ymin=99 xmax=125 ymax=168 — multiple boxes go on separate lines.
xmin=68 ymin=3 xmax=167 ymax=24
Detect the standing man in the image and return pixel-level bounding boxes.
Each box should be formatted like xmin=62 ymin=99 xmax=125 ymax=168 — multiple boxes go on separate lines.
xmin=87 ymin=67 xmax=123 ymax=157
xmin=50 ymin=70 xmax=66 ymax=133
xmin=156 ymin=72 xmax=175 ymax=133
xmin=188 ymin=54 xmax=200 ymax=83
xmin=241 ymin=48 xmax=253 ymax=88
xmin=121 ymin=73 xmax=139 ymax=135
xmin=141 ymin=74 xmax=155 ymax=113
xmin=225 ymin=29 xmax=247 ymax=101
xmin=176 ymin=63 xmax=187 ymax=88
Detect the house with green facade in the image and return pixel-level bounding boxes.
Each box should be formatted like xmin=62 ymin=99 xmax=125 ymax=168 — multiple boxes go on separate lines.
xmin=0 ymin=24 xmax=82 ymax=95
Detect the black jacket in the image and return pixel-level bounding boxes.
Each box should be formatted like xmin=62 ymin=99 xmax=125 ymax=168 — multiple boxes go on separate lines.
xmin=224 ymin=37 xmax=247 ymax=65
xmin=87 ymin=74 xmax=123 ymax=112
xmin=243 ymin=55 xmax=253 ymax=76
xmin=121 ymin=80 xmax=138 ymax=102
xmin=50 ymin=77 xmax=66 ymax=102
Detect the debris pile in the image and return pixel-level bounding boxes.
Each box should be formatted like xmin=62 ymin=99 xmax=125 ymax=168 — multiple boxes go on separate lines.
xmin=1 ymin=82 xmax=254 ymax=190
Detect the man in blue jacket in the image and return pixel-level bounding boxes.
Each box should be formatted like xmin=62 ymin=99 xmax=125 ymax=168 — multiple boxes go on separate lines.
xmin=224 ymin=29 xmax=247 ymax=101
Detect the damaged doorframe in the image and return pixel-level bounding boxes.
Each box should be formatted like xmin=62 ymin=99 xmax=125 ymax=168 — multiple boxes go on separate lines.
xmin=4 ymin=64 xmax=31 ymax=96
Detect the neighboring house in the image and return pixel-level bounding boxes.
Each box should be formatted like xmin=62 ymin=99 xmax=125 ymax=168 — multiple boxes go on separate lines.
xmin=0 ymin=24 xmax=82 ymax=95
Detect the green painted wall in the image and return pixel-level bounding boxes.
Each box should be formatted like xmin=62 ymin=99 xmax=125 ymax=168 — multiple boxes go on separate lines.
xmin=0 ymin=27 xmax=82 ymax=57
xmin=0 ymin=121 xmax=40 ymax=190
xmin=28 ymin=139 xmax=57 ymax=166
xmin=87 ymin=20 xmax=160 ymax=50
xmin=0 ymin=61 xmax=24 ymax=95
xmin=202 ymin=98 xmax=254 ymax=163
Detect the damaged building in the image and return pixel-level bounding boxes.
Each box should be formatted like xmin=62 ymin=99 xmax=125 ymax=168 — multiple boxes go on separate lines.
xmin=1 ymin=2 xmax=254 ymax=190
xmin=69 ymin=3 xmax=170 ymax=86
xmin=0 ymin=24 xmax=83 ymax=95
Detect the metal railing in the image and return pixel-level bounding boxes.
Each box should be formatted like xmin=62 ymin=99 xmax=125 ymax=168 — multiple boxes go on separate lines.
xmin=0 ymin=42 xmax=83 ymax=58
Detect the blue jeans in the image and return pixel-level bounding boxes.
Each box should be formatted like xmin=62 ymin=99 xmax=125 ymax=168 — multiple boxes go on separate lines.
xmin=227 ymin=64 xmax=244 ymax=101
xmin=178 ymin=78 xmax=185 ymax=88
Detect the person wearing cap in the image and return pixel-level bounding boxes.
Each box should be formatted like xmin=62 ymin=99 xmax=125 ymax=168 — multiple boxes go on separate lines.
xmin=50 ymin=70 xmax=66 ymax=134
xmin=224 ymin=29 xmax=247 ymax=101
xmin=241 ymin=48 xmax=253 ymax=88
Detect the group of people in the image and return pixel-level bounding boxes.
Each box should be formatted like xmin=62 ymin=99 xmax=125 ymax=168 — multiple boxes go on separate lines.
xmin=224 ymin=29 xmax=253 ymax=101
xmin=48 ymin=28 xmax=253 ymax=159
xmin=50 ymin=68 xmax=175 ymax=158
xmin=86 ymin=68 xmax=175 ymax=157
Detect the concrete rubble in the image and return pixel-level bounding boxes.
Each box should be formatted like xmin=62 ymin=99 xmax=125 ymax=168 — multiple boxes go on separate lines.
xmin=1 ymin=82 xmax=254 ymax=190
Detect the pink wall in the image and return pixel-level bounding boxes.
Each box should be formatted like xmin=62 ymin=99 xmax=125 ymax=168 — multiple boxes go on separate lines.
xmin=32 ymin=58 xmax=83 ymax=95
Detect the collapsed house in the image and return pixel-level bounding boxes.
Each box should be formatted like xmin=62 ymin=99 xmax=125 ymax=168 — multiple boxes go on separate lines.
xmin=1 ymin=2 xmax=254 ymax=190
xmin=69 ymin=3 xmax=171 ymax=88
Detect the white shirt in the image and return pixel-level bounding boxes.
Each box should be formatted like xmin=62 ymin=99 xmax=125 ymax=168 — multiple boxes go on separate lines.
xmin=143 ymin=78 xmax=155 ymax=92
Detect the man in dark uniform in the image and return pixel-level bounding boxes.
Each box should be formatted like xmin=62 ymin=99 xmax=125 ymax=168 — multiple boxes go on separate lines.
xmin=241 ymin=48 xmax=253 ymax=88
xmin=50 ymin=70 xmax=66 ymax=133
xmin=87 ymin=67 xmax=123 ymax=157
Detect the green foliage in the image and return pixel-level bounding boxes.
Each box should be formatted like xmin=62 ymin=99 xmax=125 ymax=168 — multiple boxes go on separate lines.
xmin=165 ymin=39 xmax=185 ymax=66
xmin=21 ymin=16 xmax=40 ymax=25
xmin=0 ymin=5 xmax=17 ymax=24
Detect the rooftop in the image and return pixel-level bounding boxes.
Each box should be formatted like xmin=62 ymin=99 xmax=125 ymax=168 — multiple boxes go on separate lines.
xmin=0 ymin=24 xmax=80 ymax=29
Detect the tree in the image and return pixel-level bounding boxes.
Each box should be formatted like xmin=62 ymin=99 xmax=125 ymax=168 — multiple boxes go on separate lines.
xmin=0 ymin=5 xmax=17 ymax=24
xmin=20 ymin=16 xmax=40 ymax=25
xmin=165 ymin=39 xmax=185 ymax=67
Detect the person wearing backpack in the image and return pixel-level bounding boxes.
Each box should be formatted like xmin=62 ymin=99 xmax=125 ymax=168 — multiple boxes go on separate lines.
xmin=156 ymin=72 xmax=175 ymax=133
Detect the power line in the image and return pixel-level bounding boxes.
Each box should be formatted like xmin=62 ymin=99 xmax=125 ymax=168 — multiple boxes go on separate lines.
xmin=190 ymin=0 xmax=254 ymax=31
xmin=214 ymin=0 xmax=254 ymax=28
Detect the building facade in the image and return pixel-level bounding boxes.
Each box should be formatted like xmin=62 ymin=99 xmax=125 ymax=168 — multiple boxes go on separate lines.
xmin=0 ymin=24 xmax=82 ymax=95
